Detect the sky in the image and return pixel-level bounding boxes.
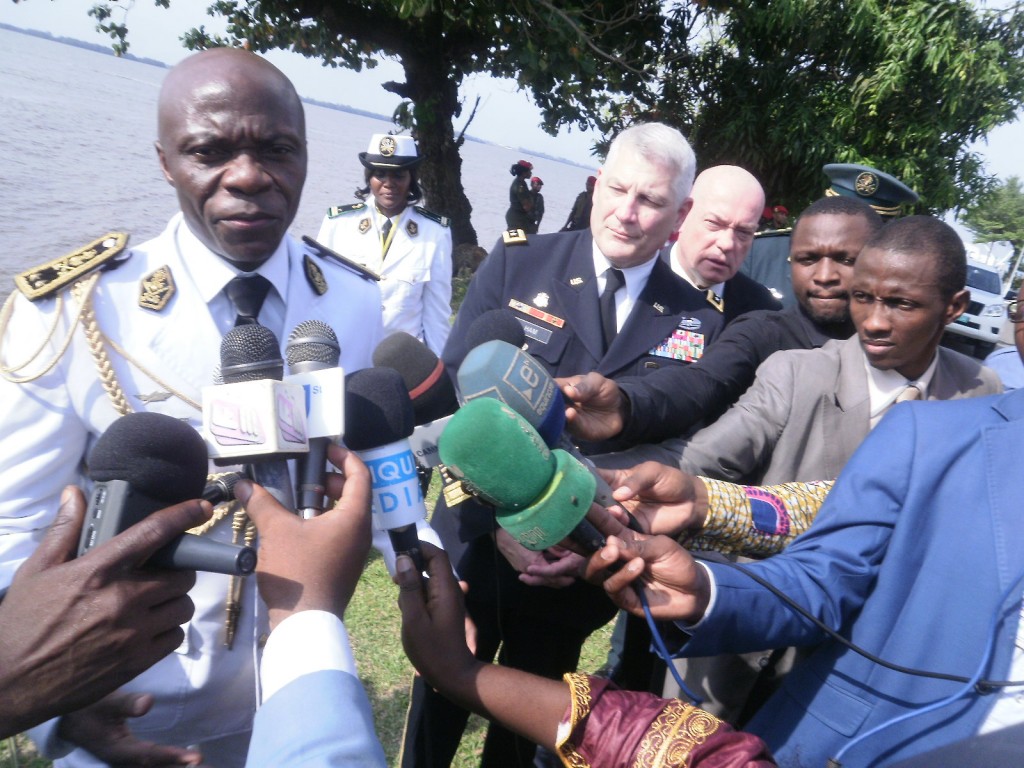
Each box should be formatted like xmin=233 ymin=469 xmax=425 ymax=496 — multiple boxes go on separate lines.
xmin=3 ymin=0 xmax=1023 ymax=197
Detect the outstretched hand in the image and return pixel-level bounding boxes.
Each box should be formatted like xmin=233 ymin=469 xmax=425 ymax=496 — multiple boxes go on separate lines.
xmin=57 ymin=692 xmax=202 ymax=767
xmin=584 ymin=533 xmax=711 ymax=624
xmin=558 ymin=372 xmax=628 ymax=442
xmin=0 ymin=486 xmax=208 ymax=738
xmin=240 ymin=443 xmax=372 ymax=631
xmin=395 ymin=544 xmax=479 ymax=696
xmin=598 ymin=462 xmax=709 ymax=537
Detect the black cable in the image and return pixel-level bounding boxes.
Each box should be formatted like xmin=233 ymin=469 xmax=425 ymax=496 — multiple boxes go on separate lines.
xmin=702 ymin=555 xmax=1024 ymax=690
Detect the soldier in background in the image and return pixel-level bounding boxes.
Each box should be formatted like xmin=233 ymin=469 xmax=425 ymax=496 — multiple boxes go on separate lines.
xmin=560 ymin=175 xmax=596 ymax=231
xmin=528 ymin=177 xmax=545 ymax=233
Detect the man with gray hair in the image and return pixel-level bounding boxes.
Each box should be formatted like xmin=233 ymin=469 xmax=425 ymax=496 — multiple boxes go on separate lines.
xmin=405 ymin=123 xmax=718 ymax=768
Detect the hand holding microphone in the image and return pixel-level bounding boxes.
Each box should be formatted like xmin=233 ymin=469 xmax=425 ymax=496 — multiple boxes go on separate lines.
xmin=77 ymin=411 xmax=256 ymax=575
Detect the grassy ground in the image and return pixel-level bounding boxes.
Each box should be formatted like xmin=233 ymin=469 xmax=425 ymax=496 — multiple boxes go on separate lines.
xmin=2 ymin=473 xmax=616 ymax=768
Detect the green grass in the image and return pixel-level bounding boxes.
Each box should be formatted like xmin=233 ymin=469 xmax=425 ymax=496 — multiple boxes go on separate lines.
xmin=1 ymin=473 xmax=615 ymax=768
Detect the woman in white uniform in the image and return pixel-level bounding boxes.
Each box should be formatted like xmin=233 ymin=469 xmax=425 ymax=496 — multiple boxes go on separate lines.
xmin=317 ymin=134 xmax=453 ymax=355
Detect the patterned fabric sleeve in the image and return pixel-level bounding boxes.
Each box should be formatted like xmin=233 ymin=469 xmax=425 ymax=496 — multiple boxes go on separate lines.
xmin=683 ymin=479 xmax=834 ymax=558
xmin=555 ymin=673 xmax=776 ymax=768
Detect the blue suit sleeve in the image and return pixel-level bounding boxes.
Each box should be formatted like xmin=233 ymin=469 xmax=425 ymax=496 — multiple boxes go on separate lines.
xmin=682 ymin=405 xmax=914 ymax=656
xmin=441 ymin=237 xmax=508 ymax=378
xmin=245 ymin=670 xmax=386 ymax=768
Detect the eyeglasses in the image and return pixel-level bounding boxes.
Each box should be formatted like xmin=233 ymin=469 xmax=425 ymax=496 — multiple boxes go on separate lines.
xmin=1008 ymin=300 xmax=1024 ymax=323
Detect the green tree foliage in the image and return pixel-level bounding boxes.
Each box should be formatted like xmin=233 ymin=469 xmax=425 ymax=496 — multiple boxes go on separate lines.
xmin=90 ymin=0 xmax=663 ymax=246
xmin=84 ymin=0 xmax=1024 ymax=241
xmin=611 ymin=0 xmax=1024 ymax=215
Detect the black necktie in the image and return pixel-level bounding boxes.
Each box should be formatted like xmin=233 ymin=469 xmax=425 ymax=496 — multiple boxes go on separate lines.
xmin=381 ymin=218 xmax=393 ymax=254
xmin=599 ymin=268 xmax=625 ymax=352
xmin=225 ymin=274 xmax=272 ymax=326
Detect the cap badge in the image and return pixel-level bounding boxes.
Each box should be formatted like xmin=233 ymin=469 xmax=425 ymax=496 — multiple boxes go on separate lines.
xmin=378 ymin=136 xmax=397 ymax=157
xmin=855 ymin=171 xmax=879 ymax=197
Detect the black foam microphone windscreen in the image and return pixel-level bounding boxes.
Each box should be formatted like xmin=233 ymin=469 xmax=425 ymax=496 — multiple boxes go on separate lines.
xmin=372 ymin=332 xmax=458 ymax=424
xmin=345 ymin=367 xmax=415 ymax=449
xmin=88 ymin=411 xmax=208 ymax=501
xmin=464 ymin=308 xmax=527 ymax=350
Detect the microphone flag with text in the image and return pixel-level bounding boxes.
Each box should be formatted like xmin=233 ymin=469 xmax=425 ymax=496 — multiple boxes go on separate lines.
xmin=456 ymin=339 xmax=618 ymax=508
xmin=78 ymin=411 xmax=256 ymax=575
xmin=438 ymin=397 xmax=606 ymax=553
xmin=344 ymin=367 xmax=427 ymax=571
xmin=203 ymin=323 xmax=308 ymax=509
xmin=285 ymin=320 xmax=344 ymax=518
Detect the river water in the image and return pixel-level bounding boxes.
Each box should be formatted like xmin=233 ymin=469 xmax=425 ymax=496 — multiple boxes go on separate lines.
xmin=0 ymin=28 xmax=595 ymax=299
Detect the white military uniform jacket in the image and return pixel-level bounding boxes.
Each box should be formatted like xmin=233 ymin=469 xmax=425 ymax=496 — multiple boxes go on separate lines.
xmin=0 ymin=214 xmax=383 ymax=765
xmin=316 ymin=201 xmax=453 ymax=356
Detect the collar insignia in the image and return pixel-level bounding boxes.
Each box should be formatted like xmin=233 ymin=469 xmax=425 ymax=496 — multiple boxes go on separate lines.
xmin=138 ymin=265 xmax=175 ymax=311
xmin=304 ymin=254 xmax=329 ymax=295
xmin=652 ymin=302 xmax=665 ymax=314
xmin=705 ymin=289 xmax=725 ymax=313
xmin=570 ymin=277 xmax=584 ymax=286
xmin=359 ymin=217 xmax=371 ymax=234
xmin=407 ymin=220 xmax=418 ymax=237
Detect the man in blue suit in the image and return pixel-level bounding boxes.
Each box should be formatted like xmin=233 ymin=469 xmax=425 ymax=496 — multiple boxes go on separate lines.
xmin=588 ymin=312 xmax=1024 ymax=766
xmin=242 ymin=444 xmax=385 ymax=768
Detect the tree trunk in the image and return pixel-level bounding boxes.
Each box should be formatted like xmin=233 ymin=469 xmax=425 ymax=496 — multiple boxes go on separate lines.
xmin=402 ymin=50 xmax=478 ymax=247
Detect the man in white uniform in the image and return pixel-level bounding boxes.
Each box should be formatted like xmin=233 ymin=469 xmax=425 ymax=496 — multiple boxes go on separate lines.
xmin=316 ymin=134 xmax=454 ymax=356
xmin=0 ymin=48 xmax=383 ymax=767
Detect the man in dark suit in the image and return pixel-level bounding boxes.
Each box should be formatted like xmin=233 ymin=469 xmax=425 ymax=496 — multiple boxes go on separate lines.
xmin=406 ymin=122 xmax=713 ymax=768
xmin=664 ymin=165 xmax=781 ymax=324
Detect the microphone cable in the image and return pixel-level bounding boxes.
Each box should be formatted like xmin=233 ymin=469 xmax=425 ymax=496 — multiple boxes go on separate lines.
xmin=703 ymin=555 xmax=1024 ymax=690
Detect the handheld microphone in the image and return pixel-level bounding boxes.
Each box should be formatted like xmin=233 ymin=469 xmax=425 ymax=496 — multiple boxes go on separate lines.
xmin=456 ymin=339 xmax=618 ymax=509
xmin=373 ymin=332 xmax=459 ymax=469
xmin=204 ymin=324 xmax=307 ymax=509
xmin=344 ymin=368 xmax=427 ymax=572
xmin=463 ymin=308 xmax=527 ymax=351
xmin=439 ymin=398 xmax=606 ymax=552
xmin=286 ymin=320 xmax=344 ymax=518
xmin=77 ymin=412 xmax=257 ymax=575
xmin=202 ymin=472 xmax=243 ymax=505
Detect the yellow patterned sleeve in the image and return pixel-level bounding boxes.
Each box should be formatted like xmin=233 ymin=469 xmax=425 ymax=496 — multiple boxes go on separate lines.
xmin=684 ymin=478 xmax=834 ymax=558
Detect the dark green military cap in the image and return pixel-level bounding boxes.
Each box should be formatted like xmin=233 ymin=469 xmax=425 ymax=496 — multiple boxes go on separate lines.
xmin=822 ymin=163 xmax=919 ymax=217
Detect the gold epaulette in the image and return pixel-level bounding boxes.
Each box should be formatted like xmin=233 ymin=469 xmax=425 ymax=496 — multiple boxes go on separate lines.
xmin=15 ymin=232 xmax=129 ymax=301
xmin=326 ymin=202 xmax=366 ymax=218
xmin=301 ymin=235 xmax=381 ymax=282
xmin=414 ymin=206 xmax=450 ymax=228
xmin=502 ymin=228 xmax=528 ymax=245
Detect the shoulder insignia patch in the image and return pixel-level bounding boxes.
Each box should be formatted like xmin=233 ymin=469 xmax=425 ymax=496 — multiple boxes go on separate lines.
xmin=502 ymin=228 xmax=528 ymax=245
xmin=414 ymin=206 xmax=451 ymax=228
xmin=327 ymin=203 xmax=366 ymax=218
xmin=16 ymin=232 xmax=130 ymax=301
xmin=301 ymin=235 xmax=381 ymax=282
xmin=407 ymin=220 xmax=418 ymax=237
xmin=138 ymin=265 xmax=175 ymax=312
xmin=304 ymin=254 xmax=329 ymax=295
xmin=705 ymin=289 xmax=725 ymax=313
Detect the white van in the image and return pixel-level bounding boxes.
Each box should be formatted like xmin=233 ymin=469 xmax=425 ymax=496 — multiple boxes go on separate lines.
xmin=945 ymin=260 xmax=1006 ymax=354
